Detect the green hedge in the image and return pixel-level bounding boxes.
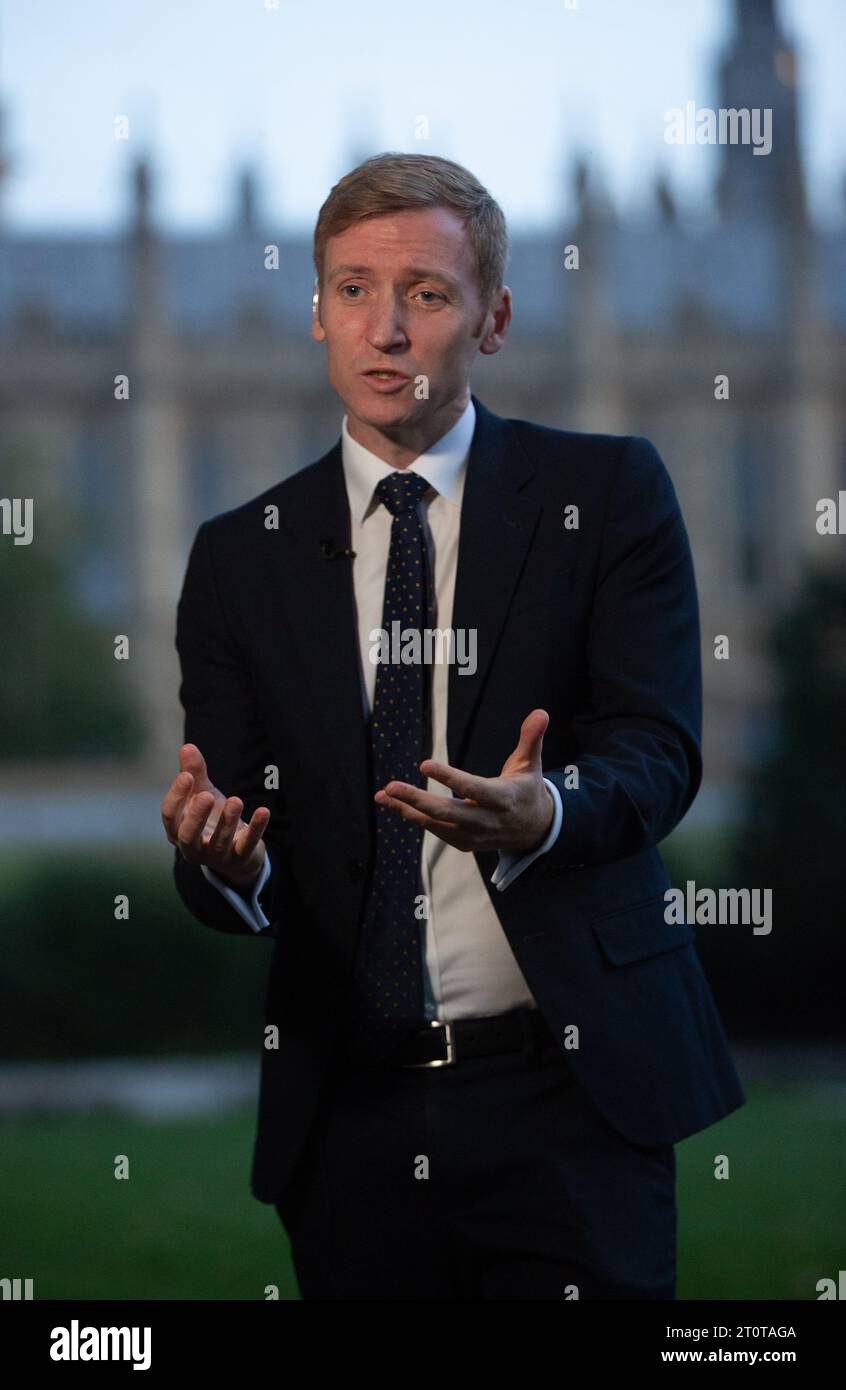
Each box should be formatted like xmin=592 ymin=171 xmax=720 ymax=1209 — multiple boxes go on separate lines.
xmin=0 ymin=831 xmax=839 ymax=1060
xmin=662 ymin=826 xmax=845 ymax=1044
xmin=0 ymin=851 xmax=271 ymax=1059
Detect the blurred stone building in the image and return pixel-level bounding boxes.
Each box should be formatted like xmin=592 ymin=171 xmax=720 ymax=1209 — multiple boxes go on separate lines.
xmin=1 ymin=0 xmax=844 ymax=821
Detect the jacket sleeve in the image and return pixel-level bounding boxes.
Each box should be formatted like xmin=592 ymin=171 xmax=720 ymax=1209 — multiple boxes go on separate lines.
xmin=491 ymin=778 xmax=564 ymax=890
xmin=540 ymin=435 xmax=703 ymax=872
xmin=171 ymin=518 xmax=292 ymax=937
xmin=202 ymin=850 xmax=272 ymax=931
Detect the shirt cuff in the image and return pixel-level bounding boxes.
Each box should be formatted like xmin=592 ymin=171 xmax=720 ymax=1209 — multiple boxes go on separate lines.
xmin=490 ymin=778 xmax=563 ymax=892
xmin=201 ymin=852 xmax=272 ymax=932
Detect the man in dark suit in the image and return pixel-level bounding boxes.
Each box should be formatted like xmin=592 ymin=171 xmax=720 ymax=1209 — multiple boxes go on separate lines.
xmin=162 ymin=152 xmax=745 ymax=1300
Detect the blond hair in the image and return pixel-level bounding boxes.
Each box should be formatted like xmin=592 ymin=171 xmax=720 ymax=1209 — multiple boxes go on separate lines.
xmin=313 ymin=152 xmax=509 ymax=321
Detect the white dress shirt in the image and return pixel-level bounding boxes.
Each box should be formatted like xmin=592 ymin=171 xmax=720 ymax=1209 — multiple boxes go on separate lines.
xmin=202 ymin=397 xmax=564 ymax=1019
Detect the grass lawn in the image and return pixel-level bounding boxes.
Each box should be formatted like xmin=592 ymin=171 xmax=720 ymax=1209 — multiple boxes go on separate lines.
xmin=1 ymin=1081 xmax=842 ymax=1300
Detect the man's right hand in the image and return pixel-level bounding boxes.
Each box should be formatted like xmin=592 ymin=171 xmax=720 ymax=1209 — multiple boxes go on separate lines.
xmin=161 ymin=743 xmax=271 ymax=892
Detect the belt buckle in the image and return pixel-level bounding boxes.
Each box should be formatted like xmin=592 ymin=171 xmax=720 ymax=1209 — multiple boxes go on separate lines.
xmin=401 ymin=1019 xmax=457 ymax=1068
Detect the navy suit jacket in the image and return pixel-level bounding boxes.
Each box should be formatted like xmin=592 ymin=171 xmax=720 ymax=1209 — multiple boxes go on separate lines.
xmin=173 ymin=392 xmax=746 ymax=1205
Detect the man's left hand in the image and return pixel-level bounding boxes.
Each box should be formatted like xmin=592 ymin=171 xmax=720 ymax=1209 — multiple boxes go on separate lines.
xmin=375 ymin=708 xmax=555 ymax=854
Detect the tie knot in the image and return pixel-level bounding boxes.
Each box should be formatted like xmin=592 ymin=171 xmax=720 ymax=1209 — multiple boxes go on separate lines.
xmin=375 ymin=471 xmax=430 ymax=516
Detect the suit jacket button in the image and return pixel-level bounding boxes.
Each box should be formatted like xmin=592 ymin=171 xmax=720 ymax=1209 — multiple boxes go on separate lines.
xmin=347 ymin=859 xmax=365 ymax=882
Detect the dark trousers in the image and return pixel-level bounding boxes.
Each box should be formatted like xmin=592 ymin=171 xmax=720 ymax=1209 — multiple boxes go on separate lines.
xmin=274 ymin=1027 xmax=677 ymax=1300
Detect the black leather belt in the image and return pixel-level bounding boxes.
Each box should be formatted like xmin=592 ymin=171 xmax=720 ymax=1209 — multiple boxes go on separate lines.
xmin=387 ymin=1006 xmax=556 ymax=1068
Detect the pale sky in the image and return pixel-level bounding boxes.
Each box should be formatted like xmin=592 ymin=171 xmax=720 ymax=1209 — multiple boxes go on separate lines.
xmin=2 ymin=0 xmax=844 ymax=233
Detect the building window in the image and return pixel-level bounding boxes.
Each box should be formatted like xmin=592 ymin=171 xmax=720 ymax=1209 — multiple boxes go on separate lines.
xmin=186 ymin=429 xmax=223 ymax=532
xmin=71 ymin=421 xmax=129 ymax=615
xmin=734 ymin=424 xmax=764 ymax=588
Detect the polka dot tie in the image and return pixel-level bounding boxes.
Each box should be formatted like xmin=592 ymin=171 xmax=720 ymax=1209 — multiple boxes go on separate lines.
xmin=344 ymin=470 xmax=432 ymax=1062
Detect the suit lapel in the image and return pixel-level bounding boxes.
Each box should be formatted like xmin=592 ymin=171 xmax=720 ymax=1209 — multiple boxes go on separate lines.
xmin=447 ymin=395 xmax=541 ymax=769
xmin=275 ymin=443 xmax=372 ymax=831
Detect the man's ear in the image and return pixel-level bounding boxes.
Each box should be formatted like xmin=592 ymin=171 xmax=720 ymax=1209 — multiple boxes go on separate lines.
xmin=478 ymin=285 xmax=511 ymax=356
xmin=311 ymin=280 xmax=326 ymax=342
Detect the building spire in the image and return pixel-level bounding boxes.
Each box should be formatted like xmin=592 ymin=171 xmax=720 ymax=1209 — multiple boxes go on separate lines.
xmin=0 ymin=96 xmax=12 ymax=227
xmin=235 ymin=165 xmax=258 ymax=232
xmin=716 ymin=0 xmax=805 ymax=228
xmin=131 ymin=154 xmax=154 ymax=237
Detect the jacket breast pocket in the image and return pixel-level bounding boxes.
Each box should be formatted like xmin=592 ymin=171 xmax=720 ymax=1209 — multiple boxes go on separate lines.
xmin=591 ymin=894 xmax=694 ymax=966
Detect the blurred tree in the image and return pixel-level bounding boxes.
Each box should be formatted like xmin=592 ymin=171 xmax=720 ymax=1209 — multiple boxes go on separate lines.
xmin=0 ymin=852 xmax=269 ymax=1059
xmin=725 ymin=561 xmax=846 ymax=1039
xmin=0 ymin=440 xmax=145 ymax=759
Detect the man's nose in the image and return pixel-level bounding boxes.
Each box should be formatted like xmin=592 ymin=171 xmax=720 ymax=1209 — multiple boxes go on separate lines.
xmin=365 ymin=294 xmax=410 ymax=349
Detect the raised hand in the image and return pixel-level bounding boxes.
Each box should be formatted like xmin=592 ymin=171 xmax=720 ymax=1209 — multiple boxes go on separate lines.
xmin=374 ymin=708 xmax=555 ymax=854
xmin=161 ymin=743 xmax=271 ymax=890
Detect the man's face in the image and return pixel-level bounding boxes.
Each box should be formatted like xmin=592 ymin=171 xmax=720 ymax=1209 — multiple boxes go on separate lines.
xmin=311 ymin=205 xmax=510 ymax=457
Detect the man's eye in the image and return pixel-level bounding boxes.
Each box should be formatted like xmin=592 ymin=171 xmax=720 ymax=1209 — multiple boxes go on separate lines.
xmin=339 ymin=286 xmax=443 ymax=303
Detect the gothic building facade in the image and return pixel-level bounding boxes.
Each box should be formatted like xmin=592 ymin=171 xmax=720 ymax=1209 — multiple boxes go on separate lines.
xmin=1 ymin=0 xmax=844 ymax=820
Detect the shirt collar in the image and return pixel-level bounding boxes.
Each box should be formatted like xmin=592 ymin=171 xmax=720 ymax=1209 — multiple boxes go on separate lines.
xmin=341 ymin=396 xmax=476 ymax=525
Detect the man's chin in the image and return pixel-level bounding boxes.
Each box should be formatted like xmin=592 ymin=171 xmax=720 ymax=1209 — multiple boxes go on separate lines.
xmin=344 ymin=384 xmax=421 ymax=428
